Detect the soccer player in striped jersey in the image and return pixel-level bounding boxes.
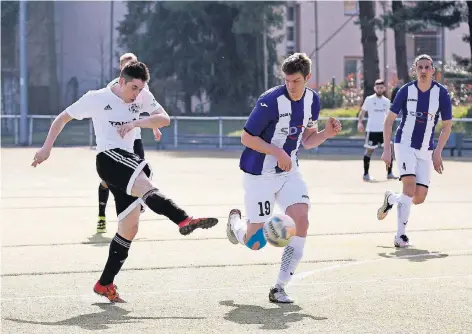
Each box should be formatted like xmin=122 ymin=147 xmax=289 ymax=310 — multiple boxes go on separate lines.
xmin=377 ymin=54 xmax=453 ymax=248
xmin=226 ymin=53 xmax=342 ymax=303
xmin=96 ymin=52 xmax=162 ymax=233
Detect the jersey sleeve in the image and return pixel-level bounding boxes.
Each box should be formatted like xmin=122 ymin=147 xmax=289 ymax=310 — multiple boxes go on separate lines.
xmin=390 ymin=85 xmax=407 ymax=114
xmin=361 ymin=96 xmax=370 ymax=111
xmin=439 ymin=87 xmax=452 ymax=121
xmin=244 ymin=98 xmax=278 ymax=136
xmin=306 ymin=92 xmax=320 ymax=129
xmin=140 ymin=89 xmax=163 ymax=114
xmin=64 ymin=91 xmax=95 ymax=120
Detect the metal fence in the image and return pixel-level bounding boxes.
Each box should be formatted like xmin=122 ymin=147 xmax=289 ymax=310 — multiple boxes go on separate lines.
xmin=1 ymin=115 xmax=472 ymax=151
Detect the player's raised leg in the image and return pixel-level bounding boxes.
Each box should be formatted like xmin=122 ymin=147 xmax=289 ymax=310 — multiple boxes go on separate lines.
xmin=97 ymin=181 xmax=109 ymax=233
xmin=131 ymin=170 xmax=218 ymax=235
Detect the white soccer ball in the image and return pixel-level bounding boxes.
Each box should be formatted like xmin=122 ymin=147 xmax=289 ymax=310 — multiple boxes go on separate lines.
xmin=263 ymin=214 xmax=296 ymax=247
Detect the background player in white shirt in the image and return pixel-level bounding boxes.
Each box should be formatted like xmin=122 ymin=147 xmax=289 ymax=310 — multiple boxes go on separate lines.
xmin=377 ymin=54 xmax=453 ymax=247
xmin=226 ymin=53 xmax=342 ymax=303
xmin=357 ymin=79 xmax=397 ymax=182
xmin=32 ymin=61 xmax=218 ymax=302
xmin=96 ymin=52 xmax=162 ymax=234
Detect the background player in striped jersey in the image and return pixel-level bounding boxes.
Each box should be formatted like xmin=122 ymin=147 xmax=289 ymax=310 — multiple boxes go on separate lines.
xmin=96 ymin=53 xmax=162 ymax=233
xmin=226 ymin=53 xmax=342 ymax=303
xmin=377 ymin=54 xmax=453 ymax=247
xmin=357 ymin=79 xmax=398 ymax=182
xmin=32 ymin=61 xmax=218 ymax=302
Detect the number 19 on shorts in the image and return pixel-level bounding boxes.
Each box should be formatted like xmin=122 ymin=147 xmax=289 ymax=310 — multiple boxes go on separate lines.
xmin=258 ymin=201 xmax=271 ymax=216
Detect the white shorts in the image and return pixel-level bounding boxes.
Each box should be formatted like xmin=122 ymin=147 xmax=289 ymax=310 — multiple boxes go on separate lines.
xmin=394 ymin=143 xmax=433 ymax=187
xmin=243 ymin=170 xmax=311 ymax=223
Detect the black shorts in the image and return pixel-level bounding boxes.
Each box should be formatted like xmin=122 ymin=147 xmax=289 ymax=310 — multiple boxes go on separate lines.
xmin=133 ymin=139 xmax=145 ymax=159
xmin=364 ymin=132 xmax=384 ymax=149
xmin=96 ymin=148 xmax=152 ymax=221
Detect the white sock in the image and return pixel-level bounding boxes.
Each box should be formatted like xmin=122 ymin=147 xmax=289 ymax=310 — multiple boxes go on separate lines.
xmin=397 ymin=194 xmax=412 ymax=237
xmin=230 ymin=215 xmax=247 ymax=245
xmin=387 ymin=192 xmax=401 ymax=205
xmin=276 ymin=236 xmax=305 ymax=288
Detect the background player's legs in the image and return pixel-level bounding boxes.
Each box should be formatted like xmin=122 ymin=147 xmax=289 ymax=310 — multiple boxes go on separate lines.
xmin=133 ymin=139 xmax=145 ymax=160
xmin=131 ymin=171 xmax=218 ymax=235
xmin=97 ymin=181 xmax=109 ymax=233
xmin=363 ymin=148 xmax=375 ymax=181
xmin=386 ymin=149 xmax=397 ymax=179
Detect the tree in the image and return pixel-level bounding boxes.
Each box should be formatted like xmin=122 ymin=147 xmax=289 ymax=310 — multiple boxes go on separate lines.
xmin=382 ymin=1 xmax=466 ymax=78
xmin=391 ymin=1 xmax=409 ymax=83
xmin=117 ymin=1 xmax=284 ymax=115
xmin=358 ymin=1 xmax=380 ymax=100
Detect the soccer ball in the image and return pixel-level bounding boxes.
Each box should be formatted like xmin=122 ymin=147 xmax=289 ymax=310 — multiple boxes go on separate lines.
xmin=263 ymin=214 xmax=296 ymax=247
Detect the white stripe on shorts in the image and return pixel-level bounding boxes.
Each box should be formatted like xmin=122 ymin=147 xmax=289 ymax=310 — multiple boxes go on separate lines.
xmin=104 ymin=150 xmax=138 ymax=170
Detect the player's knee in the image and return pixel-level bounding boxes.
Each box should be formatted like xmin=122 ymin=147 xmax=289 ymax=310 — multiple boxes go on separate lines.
xmin=100 ymin=181 xmax=108 ymax=189
xmin=245 ymin=228 xmax=267 ymax=250
xmin=364 ymin=149 xmax=374 ymax=157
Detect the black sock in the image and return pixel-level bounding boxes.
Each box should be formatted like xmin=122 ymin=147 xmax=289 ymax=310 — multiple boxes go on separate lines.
xmin=143 ymin=188 xmax=189 ymax=225
xmin=363 ymin=155 xmax=371 ymax=175
xmin=98 ymin=184 xmax=109 ymax=217
xmin=99 ymin=234 xmax=131 ymax=286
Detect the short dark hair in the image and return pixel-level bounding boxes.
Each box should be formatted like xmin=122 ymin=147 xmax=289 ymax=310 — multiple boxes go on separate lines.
xmin=281 ymin=53 xmax=312 ymax=78
xmin=120 ymin=61 xmax=150 ymax=83
xmin=375 ymin=79 xmax=385 ymax=86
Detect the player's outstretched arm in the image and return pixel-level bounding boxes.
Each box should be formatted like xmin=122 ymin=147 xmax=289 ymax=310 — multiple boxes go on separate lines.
xmin=302 ymin=117 xmax=341 ymax=150
xmin=32 ymin=111 xmax=73 ymax=167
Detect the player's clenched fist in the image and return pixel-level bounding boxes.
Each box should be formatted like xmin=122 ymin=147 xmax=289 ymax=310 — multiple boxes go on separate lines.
xmin=32 ymin=147 xmax=51 ymax=167
xmin=325 ymin=117 xmax=342 ymax=137
xmin=275 ymin=148 xmax=292 ymax=172
xmin=117 ymin=123 xmax=136 ymax=138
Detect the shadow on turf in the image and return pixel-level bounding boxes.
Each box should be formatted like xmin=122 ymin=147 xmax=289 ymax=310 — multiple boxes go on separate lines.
xmin=219 ymin=300 xmax=327 ymax=330
xmin=5 ymin=303 xmax=205 ymax=330
xmin=377 ymin=246 xmax=449 ymax=262
xmin=86 ymin=233 xmax=112 ymax=247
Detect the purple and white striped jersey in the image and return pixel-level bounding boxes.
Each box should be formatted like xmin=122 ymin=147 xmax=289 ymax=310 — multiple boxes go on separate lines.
xmin=239 ymin=85 xmax=320 ymax=176
xmin=391 ymin=80 xmax=452 ymax=151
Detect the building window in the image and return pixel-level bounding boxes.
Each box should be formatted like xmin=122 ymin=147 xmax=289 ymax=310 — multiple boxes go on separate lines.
xmin=344 ymin=1 xmax=359 ymax=16
xmin=287 ymin=6 xmax=295 ymax=21
xmin=286 ymin=4 xmax=298 ymax=55
xmin=413 ymin=30 xmax=441 ymax=61
xmin=344 ymin=57 xmax=363 ymax=87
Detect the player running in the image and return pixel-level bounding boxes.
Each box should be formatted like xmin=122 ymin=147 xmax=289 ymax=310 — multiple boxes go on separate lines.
xmin=226 ymin=53 xmax=342 ymax=303
xmin=32 ymin=61 xmax=218 ymax=302
xmin=96 ymin=52 xmax=162 ymax=233
xmin=377 ymin=54 xmax=453 ymax=248
xmin=357 ymin=79 xmax=398 ymax=182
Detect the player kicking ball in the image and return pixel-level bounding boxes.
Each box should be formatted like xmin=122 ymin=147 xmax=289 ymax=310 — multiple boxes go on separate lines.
xmin=357 ymin=79 xmax=398 ymax=182
xmin=32 ymin=61 xmax=218 ymax=302
xmin=377 ymin=54 xmax=453 ymax=248
xmin=226 ymin=53 xmax=342 ymax=303
xmin=96 ymin=52 xmax=162 ymax=234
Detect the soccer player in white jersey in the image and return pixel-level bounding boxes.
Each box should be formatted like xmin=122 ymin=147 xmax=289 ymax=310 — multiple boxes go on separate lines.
xmin=357 ymin=79 xmax=398 ymax=182
xmin=32 ymin=61 xmax=218 ymax=302
xmin=96 ymin=52 xmax=162 ymax=233
xmin=225 ymin=53 xmax=342 ymax=303
xmin=377 ymin=54 xmax=453 ymax=248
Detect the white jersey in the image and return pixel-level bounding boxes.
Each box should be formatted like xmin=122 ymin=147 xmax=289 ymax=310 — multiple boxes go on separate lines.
xmin=65 ymin=87 xmax=161 ymax=153
xmin=361 ymin=94 xmax=390 ymax=132
xmin=106 ymin=78 xmax=152 ymax=139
